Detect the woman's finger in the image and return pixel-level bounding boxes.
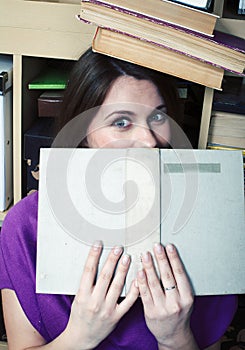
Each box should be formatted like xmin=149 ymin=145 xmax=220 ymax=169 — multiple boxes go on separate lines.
xmin=92 ymin=246 xmax=123 ymax=300
xmin=153 ymin=243 xmax=178 ymax=297
xmin=137 ymin=269 xmax=154 ymax=310
xmin=106 ymin=254 xmax=131 ymax=305
xmin=116 ymin=279 xmax=139 ymax=319
xmin=165 ymin=244 xmax=193 ymax=297
xmin=78 ymin=240 xmax=103 ymax=296
xmin=140 ymin=251 xmax=164 ymax=305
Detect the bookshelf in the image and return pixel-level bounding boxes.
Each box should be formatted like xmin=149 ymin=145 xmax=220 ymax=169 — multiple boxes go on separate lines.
xmin=0 ymin=0 xmax=95 ymax=225
xmin=0 ymin=0 xmax=244 ymax=225
xmin=198 ymin=0 xmax=245 ymax=149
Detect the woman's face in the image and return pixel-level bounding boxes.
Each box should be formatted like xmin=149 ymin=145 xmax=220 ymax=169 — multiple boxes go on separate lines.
xmin=86 ymin=76 xmax=171 ymax=148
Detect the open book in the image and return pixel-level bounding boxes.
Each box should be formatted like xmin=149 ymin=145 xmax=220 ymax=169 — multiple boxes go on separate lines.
xmin=36 ymin=148 xmax=245 ymax=296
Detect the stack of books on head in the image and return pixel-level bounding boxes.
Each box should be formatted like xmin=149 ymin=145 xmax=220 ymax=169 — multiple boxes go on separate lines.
xmin=78 ymin=0 xmax=245 ymax=90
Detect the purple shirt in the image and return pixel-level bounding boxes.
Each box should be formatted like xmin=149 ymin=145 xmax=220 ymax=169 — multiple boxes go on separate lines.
xmin=0 ymin=191 xmax=237 ymax=349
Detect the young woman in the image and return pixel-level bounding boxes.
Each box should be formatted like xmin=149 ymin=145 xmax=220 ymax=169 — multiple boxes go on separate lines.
xmin=0 ymin=48 xmax=237 ymax=350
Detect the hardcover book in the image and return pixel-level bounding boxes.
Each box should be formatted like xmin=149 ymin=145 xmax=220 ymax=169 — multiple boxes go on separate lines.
xmin=92 ymin=28 xmax=224 ymax=90
xmin=208 ymin=111 xmax=245 ymax=149
xmin=36 ymin=148 xmax=245 ymax=296
xmin=80 ymin=0 xmax=218 ymax=36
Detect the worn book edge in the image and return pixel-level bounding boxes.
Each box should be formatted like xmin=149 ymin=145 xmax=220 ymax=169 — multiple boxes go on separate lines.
xmin=92 ymin=27 xmax=224 ymax=90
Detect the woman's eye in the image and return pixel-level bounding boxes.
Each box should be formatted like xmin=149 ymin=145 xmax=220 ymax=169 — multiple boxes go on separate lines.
xmin=149 ymin=112 xmax=168 ymax=124
xmin=112 ymin=118 xmax=132 ymax=129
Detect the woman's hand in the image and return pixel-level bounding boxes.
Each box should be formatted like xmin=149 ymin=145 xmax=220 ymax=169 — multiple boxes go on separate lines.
xmin=65 ymin=242 xmax=139 ymax=350
xmin=137 ymin=243 xmax=198 ymax=350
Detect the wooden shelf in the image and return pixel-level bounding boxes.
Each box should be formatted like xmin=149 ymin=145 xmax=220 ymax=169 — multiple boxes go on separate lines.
xmin=0 ymin=0 xmax=95 ymax=60
xmin=0 ymin=0 xmax=95 ymax=221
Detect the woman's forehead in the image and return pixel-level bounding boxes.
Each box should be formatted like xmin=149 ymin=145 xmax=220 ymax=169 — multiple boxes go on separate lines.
xmin=102 ymin=76 xmax=164 ymax=107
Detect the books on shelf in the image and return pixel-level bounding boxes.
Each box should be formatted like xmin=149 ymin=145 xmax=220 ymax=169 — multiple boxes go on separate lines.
xmin=80 ymin=0 xmax=219 ymax=36
xmin=92 ymin=27 xmax=224 ymax=89
xmin=207 ymin=144 xmax=245 ymax=160
xmin=213 ymin=76 xmax=245 ymax=114
xmin=79 ymin=1 xmax=245 ymax=76
xmin=208 ymin=111 xmax=245 ymax=149
xmin=36 ymin=148 xmax=245 ymax=296
xmin=209 ymin=78 xmax=245 ymax=149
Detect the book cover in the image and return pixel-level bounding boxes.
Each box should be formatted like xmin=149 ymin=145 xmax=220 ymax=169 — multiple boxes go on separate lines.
xmin=36 ymin=148 xmax=245 ymax=296
xmin=92 ymin=28 xmax=224 ymax=90
xmin=81 ymin=0 xmax=218 ymax=36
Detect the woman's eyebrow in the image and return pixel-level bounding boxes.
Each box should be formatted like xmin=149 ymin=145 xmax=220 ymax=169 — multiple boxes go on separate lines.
xmin=104 ymin=110 xmax=136 ymax=120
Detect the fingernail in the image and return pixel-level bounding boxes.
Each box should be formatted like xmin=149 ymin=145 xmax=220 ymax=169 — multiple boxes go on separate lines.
xmin=92 ymin=240 xmax=102 ymax=251
xmin=113 ymin=246 xmax=122 ymax=256
xmin=122 ymin=254 xmax=130 ymax=265
xmin=134 ymin=279 xmax=139 ymax=288
xmin=154 ymin=242 xmax=162 ymax=254
xmin=141 ymin=251 xmax=150 ymax=263
xmin=166 ymin=244 xmax=174 ymax=253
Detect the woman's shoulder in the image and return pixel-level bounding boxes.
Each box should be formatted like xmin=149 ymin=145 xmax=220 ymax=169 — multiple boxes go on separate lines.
xmin=4 ymin=191 xmax=38 ymax=223
xmin=1 ymin=191 xmax=39 ymax=241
